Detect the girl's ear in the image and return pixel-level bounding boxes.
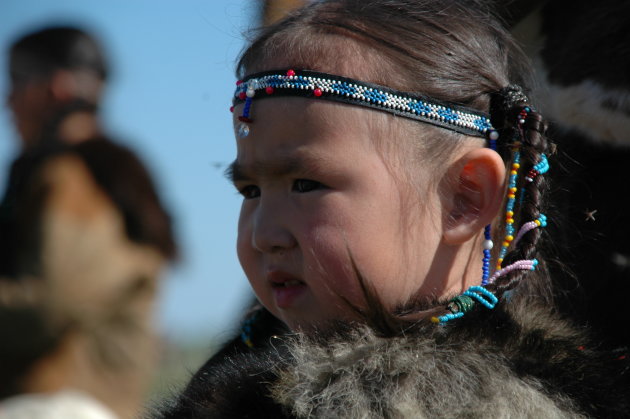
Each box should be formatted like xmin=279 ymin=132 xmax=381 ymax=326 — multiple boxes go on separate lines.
xmin=442 ymin=147 xmax=505 ymax=245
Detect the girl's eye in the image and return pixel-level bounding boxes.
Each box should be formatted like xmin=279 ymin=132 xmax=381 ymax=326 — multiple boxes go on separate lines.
xmin=292 ymin=179 xmax=325 ymax=193
xmin=238 ymin=185 xmax=260 ymax=199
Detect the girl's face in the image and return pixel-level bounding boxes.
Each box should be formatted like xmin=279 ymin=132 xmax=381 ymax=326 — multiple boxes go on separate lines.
xmin=232 ymin=98 xmax=446 ymax=331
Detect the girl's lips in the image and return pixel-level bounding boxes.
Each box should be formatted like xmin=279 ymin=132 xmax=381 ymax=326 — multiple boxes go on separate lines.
xmin=268 ymin=271 xmax=306 ymax=309
xmin=272 ymin=283 xmax=307 ymax=308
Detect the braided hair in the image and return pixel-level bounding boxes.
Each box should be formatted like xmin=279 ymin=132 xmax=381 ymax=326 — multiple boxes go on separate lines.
xmin=486 ymin=89 xmax=552 ymax=300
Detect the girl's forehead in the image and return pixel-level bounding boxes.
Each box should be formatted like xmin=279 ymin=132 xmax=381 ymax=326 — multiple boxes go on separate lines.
xmin=234 ymin=97 xmax=381 ymax=145
xmin=234 ymin=96 xmax=369 ymax=124
xmin=233 ymin=99 xmax=384 ymax=167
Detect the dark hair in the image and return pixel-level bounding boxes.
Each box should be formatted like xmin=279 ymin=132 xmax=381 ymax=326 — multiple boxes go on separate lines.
xmin=237 ymin=0 xmax=554 ymax=323
xmin=9 ymin=26 xmax=108 ymax=85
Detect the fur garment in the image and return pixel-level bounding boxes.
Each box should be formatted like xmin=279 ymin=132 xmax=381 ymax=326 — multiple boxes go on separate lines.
xmin=159 ymin=300 xmax=630 ymax=418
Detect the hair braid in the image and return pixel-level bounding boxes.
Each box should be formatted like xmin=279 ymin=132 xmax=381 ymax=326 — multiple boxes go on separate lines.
xmin=489 ymin=104 xmax=552 ymax=298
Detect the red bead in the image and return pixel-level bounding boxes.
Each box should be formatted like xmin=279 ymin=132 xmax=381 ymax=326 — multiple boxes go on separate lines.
xmin=236 ymin=80 xmax=243 ymax=86
xmin=238 ymin=116 xmax=253 ymax=123
xmin=286 ymin=69 xmax=295 ymax=77
xmin=229 ymin=106 xmax=234 ymax=113
xmin=239 ymin=92 xmax=247 ymax=100
xmin=577 ymin=346 xmax=585 ymax=351
xmin=266 ymin=86 xmax=274 ymax=94
xmin=314 ymin=88 xmax=322 ymax=97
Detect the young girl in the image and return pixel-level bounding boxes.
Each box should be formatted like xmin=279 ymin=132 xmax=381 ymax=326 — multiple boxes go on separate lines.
xmin=162 ymin=0 xmax=629 ymax=417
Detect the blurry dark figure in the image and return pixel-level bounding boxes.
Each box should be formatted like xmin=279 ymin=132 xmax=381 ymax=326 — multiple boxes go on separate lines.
xmin=0 ymin=26 xmax=177 ymax=418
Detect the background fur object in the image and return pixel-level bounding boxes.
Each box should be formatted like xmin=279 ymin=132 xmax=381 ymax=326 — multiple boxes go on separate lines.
xmin=511 ymin=0 xmax=630 ymax=348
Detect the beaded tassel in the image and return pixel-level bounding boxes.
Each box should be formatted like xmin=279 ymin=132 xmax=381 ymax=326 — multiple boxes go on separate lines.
xmin=239 ymin=97 xmax=253 ymax=123
xmin=236 ymin=82 xmax=256 ymax=138
xmin=239 ymin=82 xmax=256 ymax=123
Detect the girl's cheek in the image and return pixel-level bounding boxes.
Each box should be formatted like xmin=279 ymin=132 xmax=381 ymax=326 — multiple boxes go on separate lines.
xmin=237 ymin=208 xmax=256 ymax=270
xmin=303 ymin=229 xmax=364 ymax=303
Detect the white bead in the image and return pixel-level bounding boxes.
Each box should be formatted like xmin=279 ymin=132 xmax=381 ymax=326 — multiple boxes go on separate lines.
xmin=489 ymin=130 xmax=499 ymax=140
xmin=483 ymin=240 xmax=494 ymax=250
xmin=246 ymin=88 xmax=255 ymax=98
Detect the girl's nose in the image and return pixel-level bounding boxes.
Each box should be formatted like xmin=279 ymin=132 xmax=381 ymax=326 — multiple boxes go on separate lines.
xmin=251 ymin=200 xmax=297 ymax=254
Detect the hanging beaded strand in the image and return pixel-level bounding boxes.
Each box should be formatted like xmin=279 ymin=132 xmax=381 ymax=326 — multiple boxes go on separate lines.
xmin=481 ymin=129 xmax=500 ymax=286
xmin=237 ymin=81 xmax=256 ymax=138
xmin=495 ymin=145 xmax=521 ymax=270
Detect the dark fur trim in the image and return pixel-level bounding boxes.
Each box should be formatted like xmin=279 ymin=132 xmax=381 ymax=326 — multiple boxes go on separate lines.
xmin=158 ymin=301 xmax=629 ymax=418
xmin=158 ymin=342 xmax=290 ymax=418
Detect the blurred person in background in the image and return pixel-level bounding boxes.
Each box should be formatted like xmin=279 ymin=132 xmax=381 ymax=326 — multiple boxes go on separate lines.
xmin=0 ymin=26 xmax=177 ymax=418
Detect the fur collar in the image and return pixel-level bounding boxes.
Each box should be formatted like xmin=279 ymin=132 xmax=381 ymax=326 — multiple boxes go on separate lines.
xmin=161 ymin=301 xmax=630 ymax=418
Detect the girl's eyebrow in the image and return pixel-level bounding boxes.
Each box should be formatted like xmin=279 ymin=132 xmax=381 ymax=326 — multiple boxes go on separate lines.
xmin=226 ymin=154 xmax=325 ymax=184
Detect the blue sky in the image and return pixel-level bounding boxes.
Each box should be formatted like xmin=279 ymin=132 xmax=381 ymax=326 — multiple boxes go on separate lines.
xmin=0 ymin=1 xmax=258 ymax=342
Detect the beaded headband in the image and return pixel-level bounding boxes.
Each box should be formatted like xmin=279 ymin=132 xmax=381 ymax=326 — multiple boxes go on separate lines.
xmin=232 ymin=69 xmax=494 ymax=138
